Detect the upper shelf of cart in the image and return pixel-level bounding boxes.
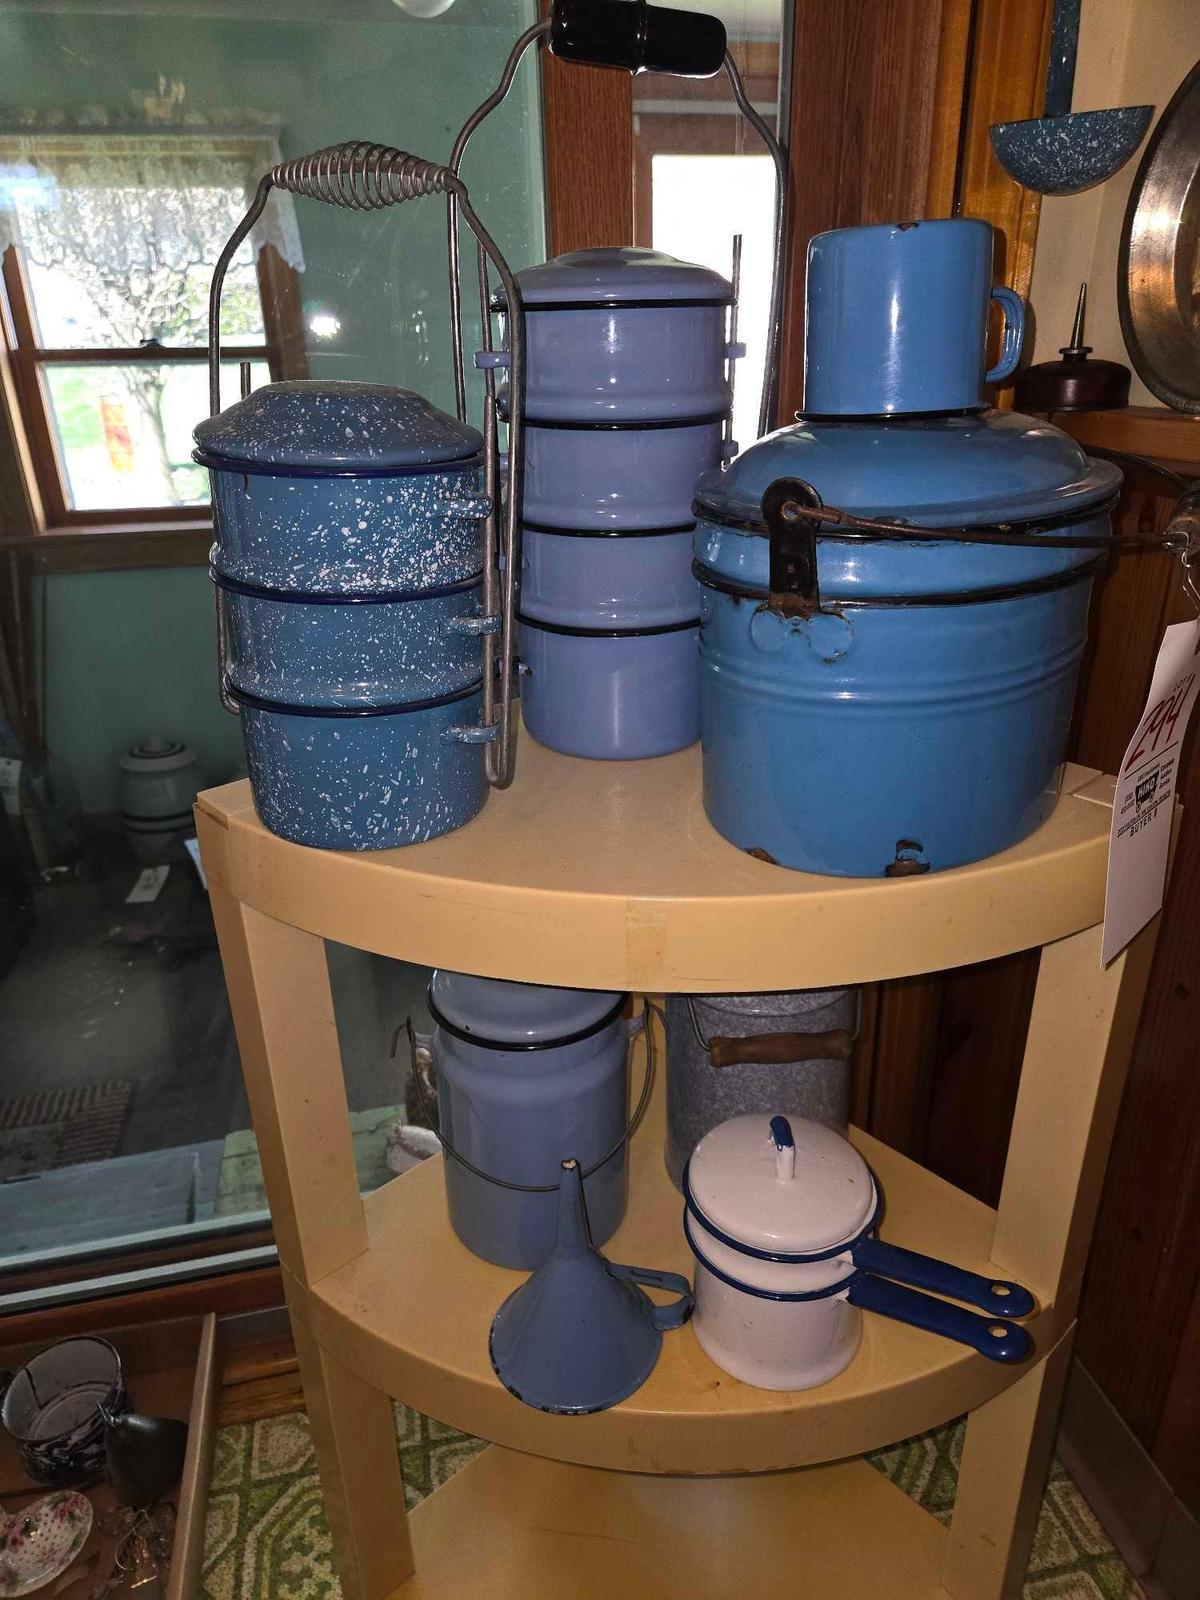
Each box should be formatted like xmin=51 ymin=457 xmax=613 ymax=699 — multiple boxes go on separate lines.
xmin=192 ymin=739 xmax=1124 ymax=993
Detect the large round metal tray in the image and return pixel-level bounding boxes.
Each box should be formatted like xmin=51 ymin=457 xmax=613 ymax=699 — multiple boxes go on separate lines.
xmin=1119 ymin=58 xmax=1200 ymax=411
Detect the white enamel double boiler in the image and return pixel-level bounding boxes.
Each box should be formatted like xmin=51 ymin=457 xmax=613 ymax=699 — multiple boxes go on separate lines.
xmin=683 ymin=1114 xmax=1036 ymax=1391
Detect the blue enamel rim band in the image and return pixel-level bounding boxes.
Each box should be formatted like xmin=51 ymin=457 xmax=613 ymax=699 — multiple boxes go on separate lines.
xmin=683 ymin=1212 xmax=860 ymax=1303
xmin=427 ymin=990 xmax=628 ymax=1052
xmin=681 ymin=1157 xmax=882 ymax=1264
xmin=693 ymin=556 xmax=1105 ymax=610
xmin=194 ymin=447 xmax=482 ymax=481
xmin=225 ymin=678 xmax=482 ymax=718
xmin=491 ymin=294 xmax=734 ymax=312
xmin=795 ymin=406 xmax=986 ymax=424
xmin=524 ymin=412 xmax=727 ymax=433
xmin=523 ymin=519 xmax=696 ymax=539
xmin=211 ymin=567 xmax=484 ymax=606
xmin=519 ymin=613 xmax=700 ymax=640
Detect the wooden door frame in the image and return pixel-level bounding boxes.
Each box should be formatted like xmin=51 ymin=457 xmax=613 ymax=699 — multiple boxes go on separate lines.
xmin=776 ymin=0 xmax=1055 ymax=1155
xmin=538 ymin=3 xmax=634 ymax=253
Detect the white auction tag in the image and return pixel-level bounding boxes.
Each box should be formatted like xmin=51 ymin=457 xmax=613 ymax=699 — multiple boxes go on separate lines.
xmin=0 ymin=756 xmax=21 ymax=816
xmin=1103 ymin=618 xmax=1200 ymax=965
xmin=126 ymin=864 xmax=170 ymax=905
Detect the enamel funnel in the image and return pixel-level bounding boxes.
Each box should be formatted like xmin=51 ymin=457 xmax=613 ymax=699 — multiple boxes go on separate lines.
xmin=489 ymin=1158 xmax=692 ymax=1413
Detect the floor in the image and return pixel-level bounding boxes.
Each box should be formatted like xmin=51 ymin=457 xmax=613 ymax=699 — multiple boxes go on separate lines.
xmin=199 ymin=1408 xmax=1143 ymax=1600
xmin=0 ymin=821 xmax=432 ymax=1259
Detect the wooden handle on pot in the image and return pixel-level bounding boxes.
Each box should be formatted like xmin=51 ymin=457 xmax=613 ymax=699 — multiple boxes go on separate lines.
xmin=707 ymin=1029 xmax=855 ymax=1069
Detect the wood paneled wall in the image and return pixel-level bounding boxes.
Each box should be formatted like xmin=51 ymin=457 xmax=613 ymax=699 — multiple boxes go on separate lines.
xmin=776 ymin=0 xmax=958 ymax=418
xmin=538 ymin=18 xmax=633 ymax=254
xmin=883 ymin=455 xmax=1200 ymax=1517
xmin=770 ymin=0 xmax=1199 ymax=1516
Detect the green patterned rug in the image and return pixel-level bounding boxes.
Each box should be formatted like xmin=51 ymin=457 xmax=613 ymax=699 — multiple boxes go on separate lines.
xmin=200 ymin=1408 xmax=1140 ymax=1600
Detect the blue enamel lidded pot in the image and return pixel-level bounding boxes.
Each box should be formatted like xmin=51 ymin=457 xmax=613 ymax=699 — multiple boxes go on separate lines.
xmin=195 ymin=380 xmax=499 ymax=850
xmin=692 ymin=216 xmax=1122 ymax=878
xmin=492 ymin=248 xmax=736 ymax=760
xmin=693 ymin=410 xmax=1121 ymax=877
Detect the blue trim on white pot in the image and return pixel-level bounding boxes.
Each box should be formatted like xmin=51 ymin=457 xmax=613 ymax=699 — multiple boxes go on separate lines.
xmin=683 ymin=1211 xmax=856 ymax=1302
xmin=681 ymin=1157 xmax=882 ymax=1264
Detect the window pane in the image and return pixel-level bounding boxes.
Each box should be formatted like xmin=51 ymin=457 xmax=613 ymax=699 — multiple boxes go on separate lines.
xmin=9 ymin=174 xmax=266 ymax=349
xmin=651 ymin=153 xmax=774 ymax=451
xmin=0 ymin=0 xmax=545 ymax=1293
xmin=44 ymin=360 xmax=269 ymax=510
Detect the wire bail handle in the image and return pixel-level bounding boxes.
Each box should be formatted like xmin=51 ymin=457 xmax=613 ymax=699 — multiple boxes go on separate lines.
xmin=399 ymin=1001 xmax=659 ymax=1194
xmin=204 ymin=142 xmax=525 ymax=789
xmin=445 ymin=8 xmax=789 ymax=441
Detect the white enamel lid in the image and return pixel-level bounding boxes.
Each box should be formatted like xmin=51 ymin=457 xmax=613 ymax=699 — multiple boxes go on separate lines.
xmin=429 ymin=971 xmax=624 ymax=1046
xmin=686 ymin=1114 xmax=877 ymax=1256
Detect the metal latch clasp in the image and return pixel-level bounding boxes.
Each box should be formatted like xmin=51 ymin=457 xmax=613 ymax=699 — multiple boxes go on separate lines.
xmin=764 ymin=476 xmax=824 ymax=617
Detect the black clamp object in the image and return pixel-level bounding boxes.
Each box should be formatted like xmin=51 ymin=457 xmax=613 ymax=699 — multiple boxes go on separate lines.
xmin=550 ymin=0 xmax=727 ymax=77
xmin=764 ymin=477 xmax=825 ymax=617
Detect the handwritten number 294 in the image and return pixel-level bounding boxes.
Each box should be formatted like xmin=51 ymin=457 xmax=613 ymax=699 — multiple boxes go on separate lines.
xmin=1124 ymin=673 xmax=1196 ymax=774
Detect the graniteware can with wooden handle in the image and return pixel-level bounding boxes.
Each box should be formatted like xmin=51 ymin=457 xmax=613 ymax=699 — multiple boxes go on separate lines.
xmin=663 ymin=988 xmax=856 ymax=1190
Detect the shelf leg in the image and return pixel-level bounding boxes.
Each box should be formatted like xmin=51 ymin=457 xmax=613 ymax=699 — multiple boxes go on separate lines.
xmin=208 ymin=881 xmax=414 ymax=1598
xmin=943 ymin=1326 xmax=1074 ymax=1600
xmin=287 ymin=1276 xmax=416 ymax=1600
xmin=943 ymin=909 xmax=1161 ymax=1600
xmin=989 ymin=913 xmax=1161 ymax=1313
xmin=208 ymin=884 xmax=369 ymax=1284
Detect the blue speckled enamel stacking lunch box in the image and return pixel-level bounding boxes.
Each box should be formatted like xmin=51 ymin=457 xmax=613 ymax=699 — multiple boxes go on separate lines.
xmin=494 ymin=248 xmax=736 ymax=759
xmin=694 ymin=219 xmax=1121 ymax=877
xmin=195 ymin=381 xmax=498 ymax=850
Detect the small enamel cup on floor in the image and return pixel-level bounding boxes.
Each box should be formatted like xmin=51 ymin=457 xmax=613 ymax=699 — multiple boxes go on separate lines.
xmin=683 ymin=1114 xmax=1036 ymax=1391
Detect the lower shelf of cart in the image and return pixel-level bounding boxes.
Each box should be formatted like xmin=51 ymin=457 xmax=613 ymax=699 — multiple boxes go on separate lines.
xmin=311 ymin=1023 xmax=1058 ymax=1476
xmin=390 ymin=1445 xmax=947 ymax=1600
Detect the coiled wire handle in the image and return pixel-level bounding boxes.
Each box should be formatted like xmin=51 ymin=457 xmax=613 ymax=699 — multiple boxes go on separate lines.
xmin=206 ymin=141 xmax=525 ymax=789
xmin=446 ymin=25 xmax=788 ymax=440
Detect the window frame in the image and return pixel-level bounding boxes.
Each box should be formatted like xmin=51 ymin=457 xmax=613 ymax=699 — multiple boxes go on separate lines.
xmin=0 ymin=237 xmax=305 ymax=535
xmin=631 ymin=41 xmax=782 ymax=249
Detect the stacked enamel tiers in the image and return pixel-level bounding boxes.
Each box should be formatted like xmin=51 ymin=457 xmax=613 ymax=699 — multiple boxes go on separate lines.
xmin=195 ymin=381 xmax=498 ymax=850
xmin=498 ymin=248 xmax=737 ymax=759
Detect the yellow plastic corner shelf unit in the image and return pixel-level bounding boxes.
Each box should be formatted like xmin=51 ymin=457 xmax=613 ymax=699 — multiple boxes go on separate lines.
xmin=195 ymin=740 xmax=1164 ymax=1600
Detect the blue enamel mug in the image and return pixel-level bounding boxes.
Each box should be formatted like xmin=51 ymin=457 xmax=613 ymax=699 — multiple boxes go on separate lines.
xmin=803 ymin=218 xmax=1025 ymax=415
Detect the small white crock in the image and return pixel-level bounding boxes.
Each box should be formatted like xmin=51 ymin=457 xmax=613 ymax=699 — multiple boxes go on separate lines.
xmin=683 ymin=1114 xmax=1037 ymax=1392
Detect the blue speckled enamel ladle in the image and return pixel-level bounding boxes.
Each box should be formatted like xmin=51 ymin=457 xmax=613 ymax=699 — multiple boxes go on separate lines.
xmin=989 ymin=0 xmax=1152 ymax=196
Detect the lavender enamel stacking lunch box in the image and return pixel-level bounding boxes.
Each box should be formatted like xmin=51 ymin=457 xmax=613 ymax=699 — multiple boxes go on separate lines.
xmin=493 ymin=247 xmax=738 ymax=759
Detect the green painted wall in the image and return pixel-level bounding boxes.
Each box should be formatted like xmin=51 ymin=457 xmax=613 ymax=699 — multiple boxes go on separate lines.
xmin=2 ymin=1 xmax=545 ymax=810
xmin=44 ymin=567 xmax=246 ymax=807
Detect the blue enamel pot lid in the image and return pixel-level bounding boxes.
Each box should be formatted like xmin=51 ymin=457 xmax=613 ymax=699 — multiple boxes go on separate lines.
xmin=695 ymin=409 xmax=1121 ymax=531
xmin=429 ymin=971 xmax=625 ymax=1048
xmin=496 ymin=247 xmax=734 ymax=309
xmin=193 ymin=380 xmax=482 ymax=473
xmin=692 ymin=409 xmax=1121 ymax=597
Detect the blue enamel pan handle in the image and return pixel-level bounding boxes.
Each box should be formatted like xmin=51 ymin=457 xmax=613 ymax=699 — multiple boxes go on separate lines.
xmin=848 ymin=1276 xmax=1032 ymax=1364
xmin=851 ymin=1236 xmax=1036 ymax=1318
xmin=609 ymin=1264 xmax=695 ymax=1331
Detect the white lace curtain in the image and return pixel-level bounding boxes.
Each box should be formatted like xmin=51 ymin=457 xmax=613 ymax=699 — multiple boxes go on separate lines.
xmin=0 ymin=130 xmax=304 ymax=274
